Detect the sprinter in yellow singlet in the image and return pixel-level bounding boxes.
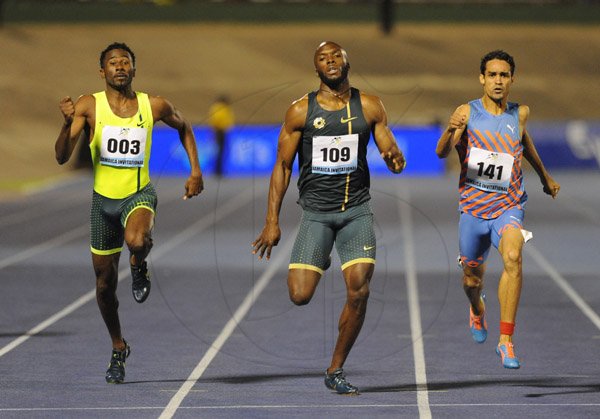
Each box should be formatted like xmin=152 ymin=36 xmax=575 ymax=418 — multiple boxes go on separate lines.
xmin=54 ymin=42 xmax=203 ymax=384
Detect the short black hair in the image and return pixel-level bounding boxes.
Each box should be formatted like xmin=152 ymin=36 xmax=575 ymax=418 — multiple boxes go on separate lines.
xmin=99 ymin=42 xmax=136 ymax=68
xmin=480 ymin=50 xmax=515 ymax=75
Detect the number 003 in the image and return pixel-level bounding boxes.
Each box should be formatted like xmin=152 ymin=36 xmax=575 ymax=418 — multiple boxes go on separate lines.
xmin=107 ymin=138 xmax=141 ymax=155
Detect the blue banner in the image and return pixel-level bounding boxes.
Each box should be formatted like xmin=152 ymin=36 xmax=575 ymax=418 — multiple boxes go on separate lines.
xmin=528 ymin=121 xmax=600 ymax=170
xmin=149 ymin=125 xmax=444 ymax=177
xmin=149 ymin=122 xmax=600 ymax=177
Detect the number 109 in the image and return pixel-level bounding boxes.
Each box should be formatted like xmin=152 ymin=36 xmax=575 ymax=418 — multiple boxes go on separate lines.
xmin=320 ymin=147 xmax=350 ymax=163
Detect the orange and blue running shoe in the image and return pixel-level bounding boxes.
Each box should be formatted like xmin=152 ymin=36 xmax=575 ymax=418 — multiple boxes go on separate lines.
xmin=496 ymin=342 xmax=520 ymax=369
xmin=469 ymin=294 xmax=487 ymax=343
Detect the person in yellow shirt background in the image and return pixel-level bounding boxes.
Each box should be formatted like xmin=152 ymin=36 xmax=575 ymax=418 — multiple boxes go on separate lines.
xmin=208 ymin=95 xmax=235 ymax=177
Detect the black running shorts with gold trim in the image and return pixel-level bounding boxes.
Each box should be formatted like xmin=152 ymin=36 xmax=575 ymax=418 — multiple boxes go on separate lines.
xmin=90 ymin=183 xmax=157 ymax=255
xmin=289 ymin=201 xmax=375 ymax=274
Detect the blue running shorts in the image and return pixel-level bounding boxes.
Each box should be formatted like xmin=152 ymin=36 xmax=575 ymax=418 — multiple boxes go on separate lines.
xmin=459 ymin=208 xmax=525 ymax=268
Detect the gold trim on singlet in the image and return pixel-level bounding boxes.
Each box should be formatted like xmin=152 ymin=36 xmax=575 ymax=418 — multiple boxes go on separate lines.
xmin=341 ymin=101 xmax=352 ymax=211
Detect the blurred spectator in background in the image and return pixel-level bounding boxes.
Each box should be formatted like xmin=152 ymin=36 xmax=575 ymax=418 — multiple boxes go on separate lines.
xmin=208 ymin=95 xmax=234 ymax=177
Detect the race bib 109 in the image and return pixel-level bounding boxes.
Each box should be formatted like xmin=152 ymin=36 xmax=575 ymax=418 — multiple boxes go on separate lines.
xmin=311 ymin=134 xmax=358 ymax=175
xmin=465 ymin=147 xmax=514 ymax=194
xmin=100 ymin=126 xmax=147 ymax=168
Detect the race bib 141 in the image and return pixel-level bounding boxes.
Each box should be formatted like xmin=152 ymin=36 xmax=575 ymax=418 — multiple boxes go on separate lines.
xmin=465 ymin=147 xmax=514 ymax=194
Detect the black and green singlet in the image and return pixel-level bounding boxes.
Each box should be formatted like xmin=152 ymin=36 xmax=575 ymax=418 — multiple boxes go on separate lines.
xmin=296 ymin=87 xmax=371 ymax=212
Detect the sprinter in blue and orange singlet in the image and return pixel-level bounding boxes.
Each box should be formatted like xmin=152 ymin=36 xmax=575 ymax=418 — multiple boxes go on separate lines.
xmin=55 ymin=42 xmax=203 ymax=384
xmin=436 ymin=50 xmax=560 ymax=369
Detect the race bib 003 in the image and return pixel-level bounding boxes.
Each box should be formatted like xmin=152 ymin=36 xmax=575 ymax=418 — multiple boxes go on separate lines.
xmin=100 ymin=126 xmax=147 ymax=168
xmin=311 ymin=134 xmax=358 ymax=175
xmin=465 ymin=147 xmax=514 ymax=194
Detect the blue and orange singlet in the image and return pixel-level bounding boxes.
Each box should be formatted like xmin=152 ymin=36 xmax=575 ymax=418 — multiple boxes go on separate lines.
xmin=456 ymin=99 xmax=527 ymax=219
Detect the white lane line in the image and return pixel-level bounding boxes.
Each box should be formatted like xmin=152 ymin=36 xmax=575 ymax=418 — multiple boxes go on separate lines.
xmin=0 ymin=189 xmax=256 ymax=359
xmin=397 ymin=185 xmax=432 ymax=419
xmin=0 ymin=193 xmax=87 ymax=228
xmin=151 ymin=187 xmax=257 ymax=261
xmin=4 ymin=402 xmax=600 ymax=412
xmin=526 ymin=244 xmax=600 ymax=331
xmin=159 ymin=227 xmax=297 ymax=419
xmin=0 ymin=287 xmax=95 ymax=358
xmin=556 ymin=189 xmax=600 ymax=226
xmin=0 ymin=224 xmax=88 ymax=270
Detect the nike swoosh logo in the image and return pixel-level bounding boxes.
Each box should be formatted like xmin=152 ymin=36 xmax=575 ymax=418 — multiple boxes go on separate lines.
xmin=363 ymin=245 xmax=375 ymax=251
xmin=340 ymin=116 xmax=357 ymax=124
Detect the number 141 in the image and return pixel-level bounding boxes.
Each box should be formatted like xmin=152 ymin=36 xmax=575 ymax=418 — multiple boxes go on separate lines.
xmin=477 ymin=162 xmax=504 ymax=180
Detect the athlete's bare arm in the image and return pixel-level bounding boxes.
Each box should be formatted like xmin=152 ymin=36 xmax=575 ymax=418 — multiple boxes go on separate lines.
xmin=519 ymin=105 xmax=560 ymax=198
xmin=361 ymin=93 xmax=406 ymax=173
xmin=151 ymin=96 xmax=204 ymax=199
xmin=252 ymin=96 xmax=308 ymax=260
xmin=55 ymin=95 xmax=94 ymax=164
xmin=436 ymin=104 xmax=470 ymax=158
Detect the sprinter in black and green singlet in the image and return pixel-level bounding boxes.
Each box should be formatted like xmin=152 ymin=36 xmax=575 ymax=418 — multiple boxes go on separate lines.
xmin=55 ymin=42 xmax=203 ymax=384
xmin=297 ymin=85 xmax=371 ymax=213
xmin=252 ymin=41 xmax=406 ymax=394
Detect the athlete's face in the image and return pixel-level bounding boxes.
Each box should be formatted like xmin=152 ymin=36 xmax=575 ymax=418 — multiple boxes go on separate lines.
xmin=480 ymin=59 xmax=513 ymax=103
xmin=100 ymin=49 xmax=135 ymax=91
xmin=314 ymin=43 xmax=350 ymax=89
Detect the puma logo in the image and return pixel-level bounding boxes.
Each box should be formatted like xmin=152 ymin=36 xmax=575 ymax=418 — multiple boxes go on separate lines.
xmin=506 ymin=124 xmax=516 ymax=134
xmin=340 ymin=116 xmax=357 ymax=124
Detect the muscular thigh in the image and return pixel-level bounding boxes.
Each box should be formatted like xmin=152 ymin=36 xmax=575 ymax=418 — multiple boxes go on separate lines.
xmin=490 ymin=208 xmax=524 ymax=249
xmin=91 ymin=191 xmax=125 ymax=255
xmin=335 ymin=202 xmax=376 ymax=271
xmin=121 ymin=183 xmax=157 ymax=228
xmin=459 ymin=212 xmax=492 ymax=268
xmin=289 ymin=209 xmax=335 ymax=274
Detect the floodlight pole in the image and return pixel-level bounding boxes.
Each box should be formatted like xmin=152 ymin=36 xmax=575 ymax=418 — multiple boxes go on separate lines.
xmin=381 ymin=0 xmax=394 ymax=36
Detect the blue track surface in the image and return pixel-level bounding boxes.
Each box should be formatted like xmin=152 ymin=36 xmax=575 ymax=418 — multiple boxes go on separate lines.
xmin=0 ymin=172 xmax=599 ymax=418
